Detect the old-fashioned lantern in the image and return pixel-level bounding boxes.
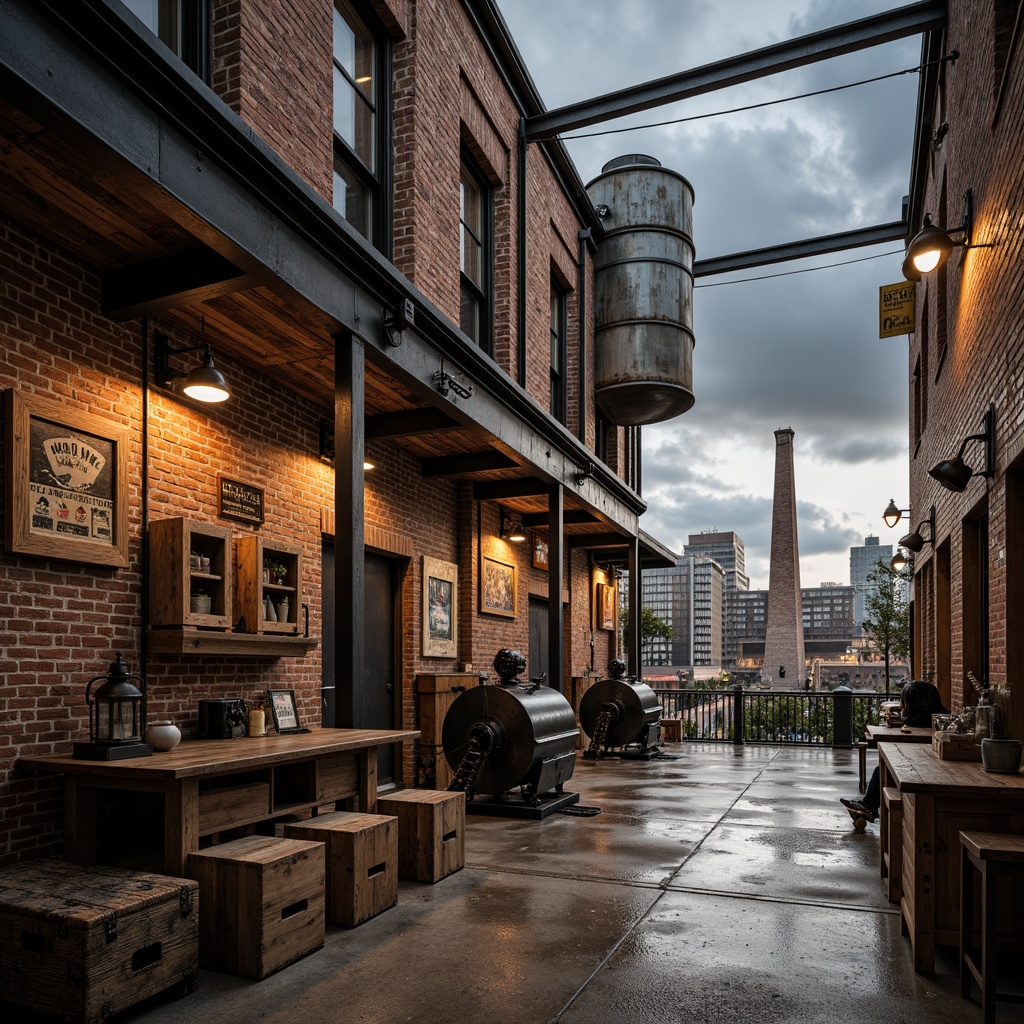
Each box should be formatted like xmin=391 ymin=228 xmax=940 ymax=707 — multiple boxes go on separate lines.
xmin=73 ymin=652 xmax=153 ymax=760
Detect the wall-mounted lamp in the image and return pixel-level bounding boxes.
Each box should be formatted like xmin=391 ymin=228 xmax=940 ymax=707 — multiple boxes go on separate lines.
xmin=898 ymin=504 xmax=935 ymax=554
xmin=383 ymin=298 xmax=415 ymax=347
xmin=891 ymin=549 xmax=909 ymax=572
xmin=500 ymin=508 xmax=527 ymax=543
xmin=318 ymin=417 xmax=373 ymax=470
xmin=928 ymin=406 xmax=994 ymax=493
xmin=901 ymin=189 xmax=973 ymax=281
xmin=154 ymin=332 xmax=230 ymax=403
xmin=882 ymin=498 xmax=910 ymax=529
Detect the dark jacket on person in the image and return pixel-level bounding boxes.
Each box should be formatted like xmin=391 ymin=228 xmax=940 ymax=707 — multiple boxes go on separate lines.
xmin=901 ymin=679 xmax=947 ymax=728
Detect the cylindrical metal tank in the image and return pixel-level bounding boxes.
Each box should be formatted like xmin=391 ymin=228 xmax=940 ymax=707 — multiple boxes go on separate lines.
xmin=442 ymin=683 xmax=579 ymax=795
xmin=579 ymin=677 xmax=662 ymax=747
xmin=586 ymin=154 xmax=695 ymax=426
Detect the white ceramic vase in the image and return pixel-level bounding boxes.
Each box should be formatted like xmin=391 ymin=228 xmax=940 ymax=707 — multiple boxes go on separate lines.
xmin=144 ymin=720 xmax=182 ymax=752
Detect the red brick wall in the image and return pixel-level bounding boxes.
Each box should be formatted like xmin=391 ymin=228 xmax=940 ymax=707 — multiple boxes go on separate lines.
xmin=907 ymin=0 xmax=1024 ymax=738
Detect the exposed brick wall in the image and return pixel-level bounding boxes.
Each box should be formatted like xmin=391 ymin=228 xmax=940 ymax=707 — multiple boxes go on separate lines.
xmin=907 ymin=0 xmax=1024 ymax=738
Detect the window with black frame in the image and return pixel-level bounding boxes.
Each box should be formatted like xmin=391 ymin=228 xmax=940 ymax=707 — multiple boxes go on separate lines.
xmin=333 ymin=0 xmax=386 ymax=248
xmin=122 ymin=0 xmax=210 ymax=81
xmin=460 ymin=155 xmax=491 ymax=351
xmin=550 ymin=279 xmax=567 ymax=423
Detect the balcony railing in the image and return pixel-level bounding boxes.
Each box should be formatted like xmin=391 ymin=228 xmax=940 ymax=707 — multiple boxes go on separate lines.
xmin=653 ymin=686 xmax=886 ymax=746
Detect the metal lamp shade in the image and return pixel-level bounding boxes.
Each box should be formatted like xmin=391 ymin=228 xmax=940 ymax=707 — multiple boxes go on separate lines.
xmin=928 ymin=456 xmax=973 ymax=493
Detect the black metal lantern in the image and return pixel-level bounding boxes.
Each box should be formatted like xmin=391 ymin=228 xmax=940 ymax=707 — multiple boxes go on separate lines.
xmin=73 ymin=652 xmax=153 ymax=760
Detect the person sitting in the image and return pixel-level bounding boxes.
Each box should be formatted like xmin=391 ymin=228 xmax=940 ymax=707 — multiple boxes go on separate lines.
xmin=840 ymin=679 xmax=947 ymax=823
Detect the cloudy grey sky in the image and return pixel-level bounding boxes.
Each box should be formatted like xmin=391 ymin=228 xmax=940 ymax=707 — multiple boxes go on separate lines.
xmin=495 ymin=0 xmax=919 ymax=587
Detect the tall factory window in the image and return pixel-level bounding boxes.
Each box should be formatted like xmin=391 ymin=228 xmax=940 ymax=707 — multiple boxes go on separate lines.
xmin=460 ymin=155 xmax=492 ymax=351
xmin=123 ymin=0 xmax=210 ymax=80
xmin=550 ymin=280 xmax=567 ymax=423
xmin=333 ymin=0 xmax=388 ymax=248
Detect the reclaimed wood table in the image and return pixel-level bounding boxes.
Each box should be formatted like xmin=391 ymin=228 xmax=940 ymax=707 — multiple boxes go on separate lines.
xmin=862 ymin=724 xmax=932 ymax=790
xmin=17 ymin=727 xmax=419 ymax=877
xmin=878 ymin=742 xmax=1024 ymax=973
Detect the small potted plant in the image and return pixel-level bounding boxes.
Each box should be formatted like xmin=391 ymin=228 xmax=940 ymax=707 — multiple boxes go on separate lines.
xmin=263 ymin=558 xmax=287 ymax=585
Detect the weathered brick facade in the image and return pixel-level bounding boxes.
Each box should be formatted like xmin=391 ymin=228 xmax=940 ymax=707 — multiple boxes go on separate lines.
xmin=0 ymin=0 xmax=641 ymax=864
xmin=905 ymin=0 xmax=1023 ymax=739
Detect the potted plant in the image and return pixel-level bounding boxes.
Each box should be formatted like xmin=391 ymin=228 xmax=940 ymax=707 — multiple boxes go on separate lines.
xmin=263 ymin=558 xmax=287 ymax=584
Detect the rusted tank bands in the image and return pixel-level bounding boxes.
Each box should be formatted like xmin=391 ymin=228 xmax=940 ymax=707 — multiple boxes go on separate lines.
xmin=586 ymin=154 xmax=696 ymax=426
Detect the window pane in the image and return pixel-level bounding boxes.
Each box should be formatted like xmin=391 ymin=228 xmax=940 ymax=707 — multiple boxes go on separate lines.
xmin=333 ymin=158 xmax=371 ymax=240
xmin=334 ymin=1 xmax=374 ymax=102
xmin=460 ymin=172 xmax=483 ymax=286
xmin=333 ymin=3 xmax=375 ymax=170
xmin=460 ymin=281 xmax=480 ymax=342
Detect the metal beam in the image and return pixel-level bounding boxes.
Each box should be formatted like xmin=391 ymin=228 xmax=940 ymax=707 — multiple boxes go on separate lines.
xmin=102 ymin=246 xmax=255 ymax=320
xmin=568 ymin=533 xmax=630 ymax=551
xmin=521 ymin=510 xmax=598 ymax=528
xmin=525 ymin=1 xmax=946 ymax=139
xmin=365 ymin=407 xmax=461 ymax=440
xmin=694 ymin=221 xmax=909 ymax=278
xmin=422 ymin=451 xmax=519 ymax=477
xmin=472 ymin=478 xmax=549 ymax=501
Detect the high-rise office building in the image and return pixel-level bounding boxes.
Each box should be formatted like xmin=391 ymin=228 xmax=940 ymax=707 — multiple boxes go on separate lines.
xmin=684 ymin=531 xmax=749 ymax=592
xmin=641 ymin=555 xmax=725 ymax=668
xmin=850 ymin=536 xmax=893 ymax=633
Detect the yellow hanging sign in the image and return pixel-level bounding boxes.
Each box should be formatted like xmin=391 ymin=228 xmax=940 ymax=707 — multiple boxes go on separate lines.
xmin=879 ymin=281 xmax=915 ymax=338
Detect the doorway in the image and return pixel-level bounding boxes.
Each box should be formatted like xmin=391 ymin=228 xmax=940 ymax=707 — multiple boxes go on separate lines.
xmin=529 ymin=596 xmax=549 ymax=685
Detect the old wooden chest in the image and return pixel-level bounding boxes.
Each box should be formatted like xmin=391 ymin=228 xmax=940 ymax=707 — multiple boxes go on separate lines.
xmin=0 ymin=859 xmax=199 ymax=1024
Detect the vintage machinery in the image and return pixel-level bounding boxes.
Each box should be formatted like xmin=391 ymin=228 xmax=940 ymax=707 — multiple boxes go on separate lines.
xmin=442 ymin=650 xmax=580 ymax=818
xmin=580 ymin=659 xmax=662 ymax=759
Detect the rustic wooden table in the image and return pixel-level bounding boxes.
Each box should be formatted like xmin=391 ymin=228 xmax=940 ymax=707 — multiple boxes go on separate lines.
xmin=17 ymin=727 xmax=419 ymax=877
xmin=878 ymin=742 xmax=1024 ymax=973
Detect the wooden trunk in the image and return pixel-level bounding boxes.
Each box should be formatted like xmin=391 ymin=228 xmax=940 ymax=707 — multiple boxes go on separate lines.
xmin=0 ymin=860 xmax=198 ymax=1024
xmin=377 ymin=790 xmax=465 ymax=883
xmin=285 ymin=811 xmax=397 ymax=927
xmin=188 ymin=835 xmax=324 ymax=979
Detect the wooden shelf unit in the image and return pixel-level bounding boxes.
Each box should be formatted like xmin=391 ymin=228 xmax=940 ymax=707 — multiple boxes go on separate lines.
xmin=416 ymin=673 xmax=481 ymax=789
xmin=235 ymin=536 xmax=303 ymax=636
xmin=148 ymin=517 xmax=233 ymax=630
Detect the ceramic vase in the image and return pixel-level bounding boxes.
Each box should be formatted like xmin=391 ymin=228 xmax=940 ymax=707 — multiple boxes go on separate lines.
xmin=144 ymin=720 xmax=182 ymax=752
xmin=981 ymin=737 xmax=1022 ymax=773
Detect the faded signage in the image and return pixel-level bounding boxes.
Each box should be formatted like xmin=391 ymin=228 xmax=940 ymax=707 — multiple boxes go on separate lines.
xmin=879 ymin=281 xmax=915 ymax=338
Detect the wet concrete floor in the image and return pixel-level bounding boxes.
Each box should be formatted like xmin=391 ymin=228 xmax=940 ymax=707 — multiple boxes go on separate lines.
xmin=23 ymin=745 xmax=1024 ymax=1023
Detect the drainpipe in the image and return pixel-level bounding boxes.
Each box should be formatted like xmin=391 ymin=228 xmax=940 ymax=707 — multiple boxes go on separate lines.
xmin=577 ymin=228 xmax=595 ymax=443
xmin=517 ymin=119 xmax=527 ymax=387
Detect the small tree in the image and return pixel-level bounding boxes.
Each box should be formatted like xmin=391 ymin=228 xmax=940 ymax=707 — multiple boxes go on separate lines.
xmin=619 ymin=607 xmax=673 ymax=662
xmin=861 ymin=559 xmax=911 ymax=695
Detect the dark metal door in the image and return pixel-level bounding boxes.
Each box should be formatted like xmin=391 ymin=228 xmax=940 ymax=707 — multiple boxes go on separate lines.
xmin=364 ymin=551 xmax=397 ymax=784
xmin=529 ymin=596 xmax=549 ymax=684
xmin=321 ymin=539 xmax=335 ymax=727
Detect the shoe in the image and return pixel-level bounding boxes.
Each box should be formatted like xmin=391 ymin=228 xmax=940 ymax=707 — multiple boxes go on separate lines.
xmin=840 ymin=797 xmax=877 ymax=822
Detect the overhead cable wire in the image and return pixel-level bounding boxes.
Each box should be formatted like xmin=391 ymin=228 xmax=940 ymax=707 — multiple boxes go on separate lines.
xmin=694 ymin=248 xmax=905 ymax=288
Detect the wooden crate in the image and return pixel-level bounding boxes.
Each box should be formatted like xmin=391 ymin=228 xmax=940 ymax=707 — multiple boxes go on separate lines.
xmin=285 ymin=812 xmax=397 ymax=927
xmin=188 ymin=835 xmax=324 ymax=978
xmin=0 ymin=860 xmax=198 ymax=1024
xmin=377 ymin=790 xmax=465 ymax=883
xmin=932 ymin=733 xmax=982 ymax=761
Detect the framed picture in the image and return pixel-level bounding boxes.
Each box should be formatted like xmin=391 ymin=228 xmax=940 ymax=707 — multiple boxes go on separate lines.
xmin=598 ymin=582 xmax=617 ymax=630
xmin=531 ymin=535 xmax=548 ymax=570
xmin=267 ymin=689 xmax=302 ymax=733
xmin=422 ymin=556 xmax=458 ymax=658
xmin=218 ymin=474 xmax=265 ymax=525
xmin=481 ymin=554 xmax=517 ymax=618
xmin=5 ymin=389 xmax=129 ymax=568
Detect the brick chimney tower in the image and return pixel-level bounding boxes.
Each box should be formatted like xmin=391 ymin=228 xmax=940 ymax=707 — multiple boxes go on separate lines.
xmin=763 ymin=428 xmax=806 ymax=690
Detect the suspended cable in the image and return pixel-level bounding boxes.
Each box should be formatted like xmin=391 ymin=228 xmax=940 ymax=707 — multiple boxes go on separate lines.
xmin=694 ymin=248 xmax=905 ymax=288
xmin=538 ymin=52 xmax=958 ymax=142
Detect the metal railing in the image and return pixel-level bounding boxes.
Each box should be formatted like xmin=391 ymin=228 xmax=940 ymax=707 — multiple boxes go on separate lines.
xmin=654 ymin=685 xmax=887 ymax=746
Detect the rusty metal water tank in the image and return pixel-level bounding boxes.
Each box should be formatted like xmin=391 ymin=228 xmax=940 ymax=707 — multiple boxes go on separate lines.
xmin=586 ymin=154 xmax=696 ymax=425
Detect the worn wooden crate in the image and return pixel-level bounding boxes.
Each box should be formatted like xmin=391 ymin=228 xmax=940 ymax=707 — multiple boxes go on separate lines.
xmin=285 ymin=811 xmax=397 ymax=927
xmin=0 ymin=859 xmax=198 ymax=1024
xmin=188 ymin=835 xmax=324 ymax=978
xmin=377 ymin=790 xmax=465 ymax=883
xmin=932 ymin=733 xmax=982 ymax=761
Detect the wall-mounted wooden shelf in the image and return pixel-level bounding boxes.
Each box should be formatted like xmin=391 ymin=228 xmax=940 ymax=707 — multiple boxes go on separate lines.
xmin=147 ymin=628 xmax=319 ymax=657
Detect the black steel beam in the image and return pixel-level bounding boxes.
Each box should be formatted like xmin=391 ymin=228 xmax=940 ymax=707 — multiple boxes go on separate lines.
xmin=694 ymin=221 xmax=909 ymax=278
xmin=568 ymin=533 xmax=629 ymax=551
xmin=524 ymin=1 xmax=946 ymax=139
xmin=422 ymin=451 xmax=519 ymax=477
xmin=365 ymin=407 xmax=461 ymax=440
xmin=102 ymin=246 xmax=255 ymax=320
xmin=473 ymin=478 xmax=548 ymax=500
xmin=521 ymin=510 xmax=598 ymax=528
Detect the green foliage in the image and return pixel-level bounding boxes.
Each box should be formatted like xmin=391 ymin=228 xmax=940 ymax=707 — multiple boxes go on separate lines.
xmin=619 ymin=606 xmax=673 ymax=655
xmin=861 ymin=559 xmax=911 ymax=693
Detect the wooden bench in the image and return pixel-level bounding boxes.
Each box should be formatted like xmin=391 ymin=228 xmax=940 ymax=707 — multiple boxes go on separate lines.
xmin=881 ymin=786 xmax=903 ymax=903
xmin=284 ymin=811 xmax=398 ymax=927
xmin=188 ymin=834 xmax=325 ymax=978
xmin=377 ymin=789 xmax=465 ymax=883
xmin=959 ymin=830 xmax=1024 ymax=1024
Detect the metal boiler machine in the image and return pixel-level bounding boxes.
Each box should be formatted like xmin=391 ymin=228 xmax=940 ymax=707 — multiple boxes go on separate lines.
xmin=579 ymin=659 xmax=663 ymax=759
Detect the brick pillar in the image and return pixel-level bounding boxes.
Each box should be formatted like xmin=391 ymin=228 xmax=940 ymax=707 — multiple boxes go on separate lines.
xmin=763 ymin=428 xmax=806 ymax=690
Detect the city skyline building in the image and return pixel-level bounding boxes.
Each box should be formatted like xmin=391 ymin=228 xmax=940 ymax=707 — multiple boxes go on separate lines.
xmin=850 ymin=535 xmax=893 ymax=633
xmin=683 ymin=531 xmax=750 ymax=593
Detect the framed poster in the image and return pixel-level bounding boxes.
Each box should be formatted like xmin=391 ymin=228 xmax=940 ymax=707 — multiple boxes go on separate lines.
xmin=481 ymin=554 xmax=516 ymax=618
xmin=218 ymin=475 xmax=265 ymax=525
xmin=5 ymin=389 xmax=129 ymax=568
xmin=267 ymin=689 xmax=302 ymax=733
xmin=598 ymin=582 xmax=617 ymax=630
xmin=422 ymin=555 xmax=458 ymax=657
xmin=531 ymin=535 xmax=548 ymax=570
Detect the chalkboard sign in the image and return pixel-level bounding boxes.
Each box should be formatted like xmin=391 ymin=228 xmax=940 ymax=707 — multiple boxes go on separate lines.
xmin=218 ymin=475 xmax=264 ymax=525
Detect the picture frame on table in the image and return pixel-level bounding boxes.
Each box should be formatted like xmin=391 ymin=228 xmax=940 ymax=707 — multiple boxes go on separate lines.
xmin=267 ymin=689 xmax=302 ymax=733
xmin=422 ymin=556 xmax=458 ymax=657
xmin=480 ymin=554 xmax=517 ymax=618
xmin=4 ymin=389 xmax=129 ymax=568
